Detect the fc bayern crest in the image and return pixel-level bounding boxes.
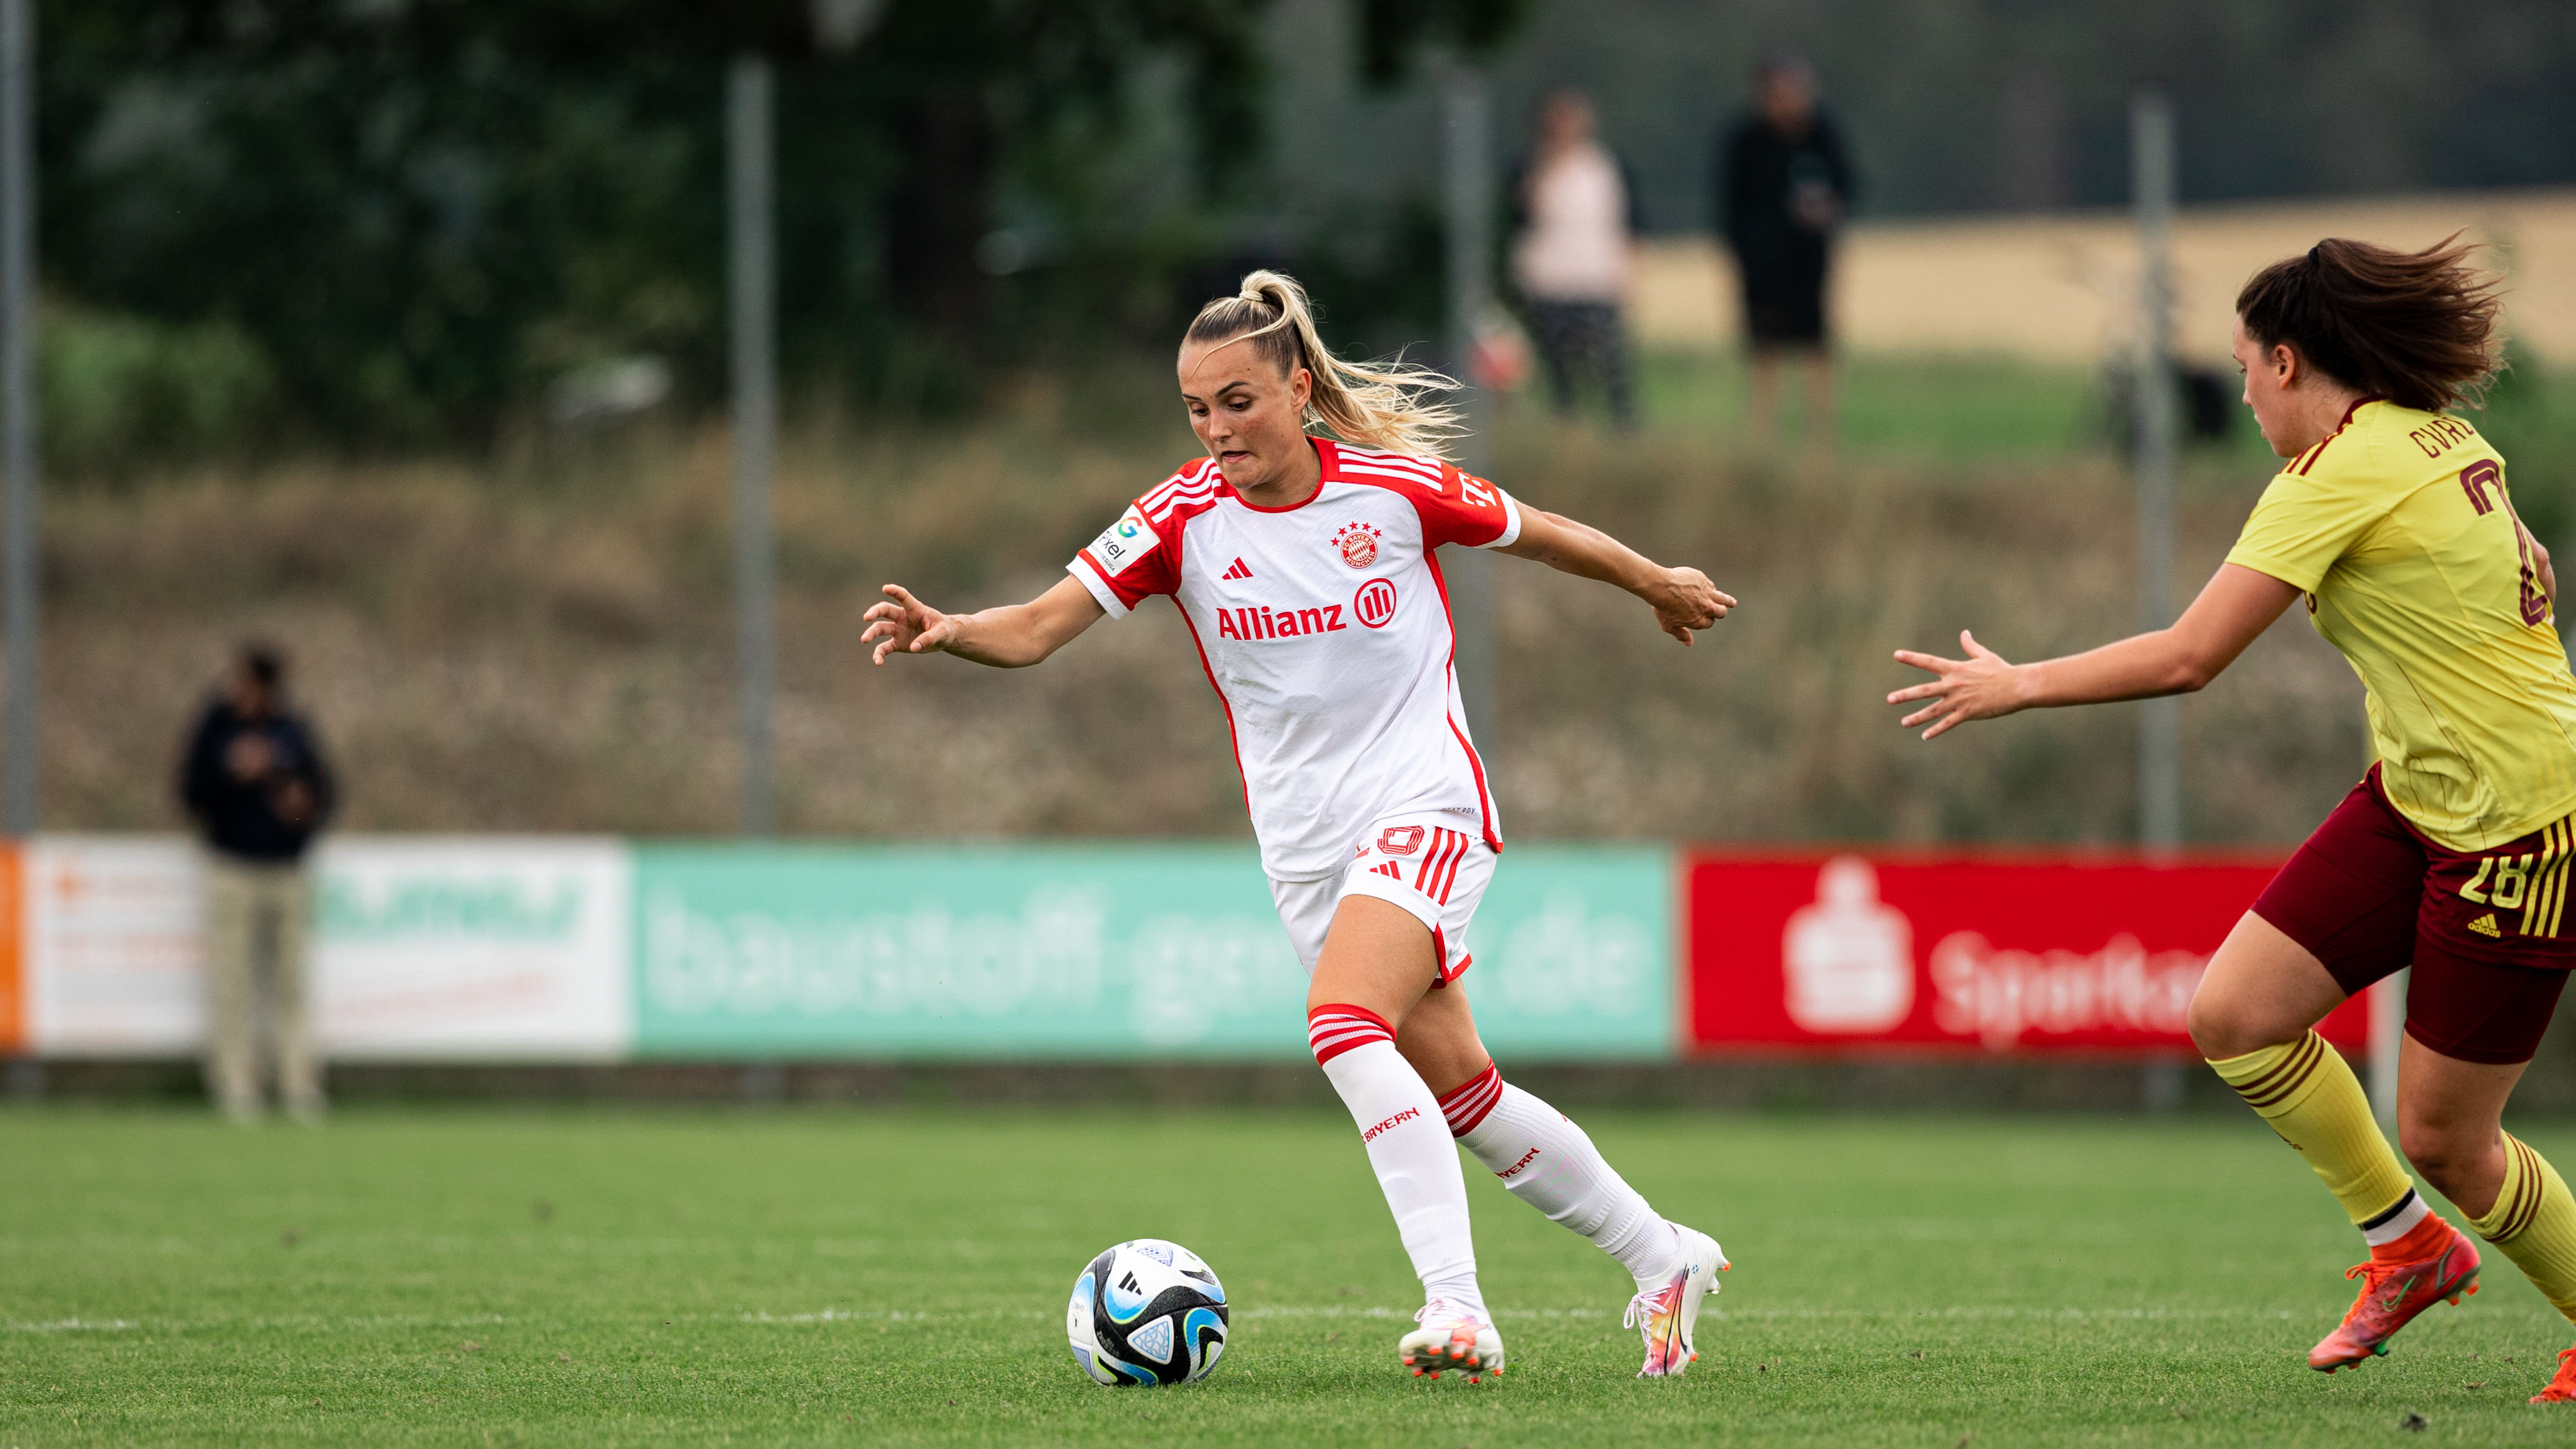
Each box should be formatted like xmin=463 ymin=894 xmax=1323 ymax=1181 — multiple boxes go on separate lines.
xmin=1332 ymin=522 xmax=1383 ymax=569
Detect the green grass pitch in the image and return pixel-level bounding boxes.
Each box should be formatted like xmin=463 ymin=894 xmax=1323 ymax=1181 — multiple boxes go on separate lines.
xmin=5 ymin=1106 xmax=2574 ymax=1446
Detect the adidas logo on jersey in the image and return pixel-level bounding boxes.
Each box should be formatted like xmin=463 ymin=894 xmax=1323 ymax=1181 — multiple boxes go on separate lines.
xmin=1221 ymin=557 xmax=1253 ymax=580
xmin=1216 ymin=603 xmax=1346 ymax=640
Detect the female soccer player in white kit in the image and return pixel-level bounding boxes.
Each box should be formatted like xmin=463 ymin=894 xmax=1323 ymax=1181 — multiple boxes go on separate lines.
xmin=862 ymin=272 xmax=1734 ymax=1382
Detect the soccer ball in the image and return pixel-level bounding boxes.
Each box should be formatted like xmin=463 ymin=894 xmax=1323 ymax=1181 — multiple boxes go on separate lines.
xmin=1065 ymin=1238 xmax=1229 ymax=1386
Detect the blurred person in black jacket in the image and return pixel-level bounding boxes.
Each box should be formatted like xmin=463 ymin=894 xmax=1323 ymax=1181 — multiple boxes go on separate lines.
xmin=178 ymin=644 xmax=336 ymax=1122
xmin=1718 ymin=52 xmax=1855 ymax=453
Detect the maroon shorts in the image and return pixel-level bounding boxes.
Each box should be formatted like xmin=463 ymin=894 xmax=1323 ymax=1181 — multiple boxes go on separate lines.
xmin=2251 ymin=765 xmax=2575 ymax=1065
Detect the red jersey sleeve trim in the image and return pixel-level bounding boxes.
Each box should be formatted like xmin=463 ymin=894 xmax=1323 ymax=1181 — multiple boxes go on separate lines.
xmin=1331 ymin=443 xmax=1516 ymax=549
xmin=1067 ymin=553 xmax=1131 ymax=618
xmin=1071 ymin=460 xmax=1219 ymax=614
xmin=1457 ymin=468 xmax=1521 ymax=548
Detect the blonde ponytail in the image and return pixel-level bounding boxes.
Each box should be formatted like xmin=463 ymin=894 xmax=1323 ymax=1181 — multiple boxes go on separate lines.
xmin=1183 ymin=270 xmax=1465 ymax=460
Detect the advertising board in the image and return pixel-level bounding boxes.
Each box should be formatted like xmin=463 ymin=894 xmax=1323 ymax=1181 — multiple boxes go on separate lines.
xmin=313 ymin=837 xmax=633 ymax=1059
xmin=22 ymin=837 xmax=202 ymax=1055
xmin=630 ymin=844 xmax=1672 ymax=1061
xmin=0 ymin=837 xmax=2392 ymax=1068
xmin=5 ymin=837 xmax=633 ymax=1060
xmin=1686 ymin=851 xmax=2372 ymax=1055
xmin=0 ymin=842 xmax=18 ymax=1053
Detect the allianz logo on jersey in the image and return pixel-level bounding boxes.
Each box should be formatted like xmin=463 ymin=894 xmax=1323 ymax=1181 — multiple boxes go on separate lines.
xmin=1214 ymin=579 xmax=1398 ymax=640
xmin=1216 ymin=602 xmax=1346 ymax=640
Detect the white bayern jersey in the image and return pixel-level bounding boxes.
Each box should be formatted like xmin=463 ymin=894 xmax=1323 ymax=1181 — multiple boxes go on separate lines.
xmin=1068 ymin=438 xmax=1523 ymax=882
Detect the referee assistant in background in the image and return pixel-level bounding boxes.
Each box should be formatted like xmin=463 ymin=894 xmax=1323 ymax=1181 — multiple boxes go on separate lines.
xmin=178 ymin=644 xmax=336 ymax=1123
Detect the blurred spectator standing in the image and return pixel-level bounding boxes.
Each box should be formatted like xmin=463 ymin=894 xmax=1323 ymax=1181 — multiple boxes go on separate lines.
xmin=1510 ymin=90 xmax=1639 ymax=430
xmin=1719 ymin=53 xmax=1856 ymax=453
xmin=178 ymin=645 xmax=336 ymax=1123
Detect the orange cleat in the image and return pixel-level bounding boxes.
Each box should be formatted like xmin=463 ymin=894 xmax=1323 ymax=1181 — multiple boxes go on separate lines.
xmin=2308 ymin=1219 xmax=2480 ymax=1372
xmin=2533 ymin=1346 xmax=2576 ymax=1403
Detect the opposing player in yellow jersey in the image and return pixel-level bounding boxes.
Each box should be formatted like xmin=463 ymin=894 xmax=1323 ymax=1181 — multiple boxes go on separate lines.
xmin=1891 ymin=236 xmax=2576 ymax=1403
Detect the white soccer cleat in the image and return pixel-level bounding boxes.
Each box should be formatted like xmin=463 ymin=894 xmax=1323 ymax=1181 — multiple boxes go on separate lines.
xmin=1625 ymin=1225 xmax=1728 ymax=1378
xmin=1398 ymin=1298 xmax=1505 ymax=1383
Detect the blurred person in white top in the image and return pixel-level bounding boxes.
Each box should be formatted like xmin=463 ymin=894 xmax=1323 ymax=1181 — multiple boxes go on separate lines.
xmin=1511 ymin=91 xmax=1636 ymax=430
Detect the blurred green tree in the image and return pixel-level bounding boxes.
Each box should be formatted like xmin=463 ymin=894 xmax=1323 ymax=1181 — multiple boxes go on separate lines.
xmin=40 ymin=0 xmax=1534 ymax=452
xmin=42 ymin=1 xmax=1293 ymax=447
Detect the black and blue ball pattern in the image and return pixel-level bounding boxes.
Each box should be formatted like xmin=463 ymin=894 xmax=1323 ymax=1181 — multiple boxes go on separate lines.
xmin=1066 ymin=1238 xmax=1228 ymax=1386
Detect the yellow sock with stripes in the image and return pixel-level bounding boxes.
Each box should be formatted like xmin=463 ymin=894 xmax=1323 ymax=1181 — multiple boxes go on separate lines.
xmin=2207 ymin=1031 xmax=2415 ymax=1226
xmin=2466 ymin=1134 xmax=2576 ymax=1324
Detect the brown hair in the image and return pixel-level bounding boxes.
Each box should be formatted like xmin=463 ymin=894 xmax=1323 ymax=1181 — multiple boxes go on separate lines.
xmin=1183 ymin=270 xmax=1462 ymax=458
xmin=2234 ymin=234 xmax=2504 ymax=413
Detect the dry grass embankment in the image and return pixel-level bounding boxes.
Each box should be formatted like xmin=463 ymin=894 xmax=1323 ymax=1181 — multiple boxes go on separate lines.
xmin=1634 ymin=188 xmax=2576 ymax=366
xmin=39 ymin=390 xmax=2367 ymax=845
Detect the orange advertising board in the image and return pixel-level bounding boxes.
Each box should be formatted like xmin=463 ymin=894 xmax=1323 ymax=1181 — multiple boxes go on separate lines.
xmin=0 ymin=839 xmax=22 ymax=1052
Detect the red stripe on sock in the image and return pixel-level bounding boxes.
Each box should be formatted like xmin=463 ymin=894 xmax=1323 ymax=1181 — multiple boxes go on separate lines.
xmin=1438 ymin=1061 xmax=1504 ymax=1136
xmin=1307 ymin=1002 xmax=1395 ymax=1066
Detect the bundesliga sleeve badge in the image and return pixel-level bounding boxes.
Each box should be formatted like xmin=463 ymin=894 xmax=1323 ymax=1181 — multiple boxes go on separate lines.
xmin=1334 ymin=522 xmax=1384 ymax=569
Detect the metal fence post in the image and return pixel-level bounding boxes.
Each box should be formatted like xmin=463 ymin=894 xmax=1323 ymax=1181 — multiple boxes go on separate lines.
xmin=2131 ymin=93 xmax=2185 ymax=1112
xmin=729 ymin=56 xmax=778 ymax=837
xmin=1443 ymin=63 xmax=1496 ymax=739
xmin=1 ymin=0 xmax=36 ymax=837
xmin=2132 ymin=91 xmax=2180 ymax=856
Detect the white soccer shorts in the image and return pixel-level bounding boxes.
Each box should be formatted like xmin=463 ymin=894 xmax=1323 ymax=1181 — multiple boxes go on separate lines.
xmin=1269 ymin=810 xmax=1497 ymax=987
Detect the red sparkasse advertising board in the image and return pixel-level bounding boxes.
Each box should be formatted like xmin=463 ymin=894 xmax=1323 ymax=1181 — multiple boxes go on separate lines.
xmin=1685 ymin=850 xmax=2372 ymax=1057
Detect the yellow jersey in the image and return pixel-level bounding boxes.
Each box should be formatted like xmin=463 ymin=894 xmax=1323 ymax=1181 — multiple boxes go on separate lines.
xmin=2225 ymin=399 xmax=2576 ymax=852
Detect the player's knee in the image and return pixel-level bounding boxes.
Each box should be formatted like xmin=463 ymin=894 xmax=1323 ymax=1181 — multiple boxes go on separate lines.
xmin=2184 ymin=971 xmax=2318 ymax=1060
xmin=2398 ymin=1139 xmax=2475 ymax=1199
xmin=2394 ymin=1111 xmax=2486 ymax=1196
xmin=2185 ymin=988 xmax=2266 ymax=1061
xmin=1395 ymin=994 xmax=1488 ymax=1090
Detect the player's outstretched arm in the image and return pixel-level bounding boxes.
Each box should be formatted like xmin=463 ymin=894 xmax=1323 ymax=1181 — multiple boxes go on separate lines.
xmin=862 ymin=575 xmax=1106 ymax=668
xmin=1887 ymin=562 xmax=2300 ymax=740
xmin=1494 ymin=508 xmax=1735 ymax=645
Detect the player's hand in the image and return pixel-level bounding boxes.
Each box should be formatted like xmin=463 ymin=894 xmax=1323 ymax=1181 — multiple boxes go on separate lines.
xmin=1646 ymin=566 xmax=1733 ymax=645
xmin=861 ymin=585 xmax=961 ymax=665
xmin=1888 ymin=630 xmax=2027 ymax=739
xmin=2526 ymin=524 xmax=2558 ymax=609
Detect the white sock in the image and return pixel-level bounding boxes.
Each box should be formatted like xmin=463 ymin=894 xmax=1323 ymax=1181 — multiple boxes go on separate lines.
xmin=1309 ymin=1005 xmax=1484 ymax=1320
xmin=1443 ymin=1062 xmax=1683 ymax=1290
xmin=2362 ymin=1188 xmax=2431 ymax=1247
